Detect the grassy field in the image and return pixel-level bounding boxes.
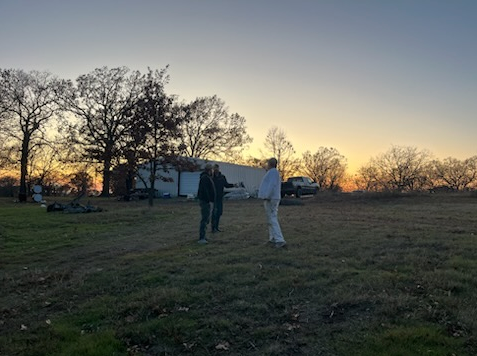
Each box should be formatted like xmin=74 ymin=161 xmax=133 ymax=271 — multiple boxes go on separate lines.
xmin=1 ymin=193 xmax=477 ymax=355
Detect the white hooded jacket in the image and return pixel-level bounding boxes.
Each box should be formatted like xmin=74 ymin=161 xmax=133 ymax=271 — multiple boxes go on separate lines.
xmin=258 ymin=167 xmax=281 ymax=200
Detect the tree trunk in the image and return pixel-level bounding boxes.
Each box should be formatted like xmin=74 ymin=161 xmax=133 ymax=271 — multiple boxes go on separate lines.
xmin=148 ymin=181 xmax=155 ymax=207
xmin=100 ymin=157 xmax=112 ymax=197
xmin=148 ymin=161 xmax=156 ymax=207
xmin=18 ymin=135 xmax=30 ymax=202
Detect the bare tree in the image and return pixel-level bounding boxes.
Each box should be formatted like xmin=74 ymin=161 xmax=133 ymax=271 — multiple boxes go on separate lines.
xmin=69 ymin=170 xmax=93 ymax=195
xmin=27 ymin=142 xmax=63 ymax=187
xmin=263 ymin=126 xmax=300 ymax=180
xmin=358 ymin=145 xmax=432 ymax=192
xmin=64 ymin=67 xmax=144 ymax=197
xmin=432 ymin=156 xmax=477 ymax=191
xmin=233 ymin=155 xmax=266 ymax=169
xmin=301 ymin=147 xmax=347 ymax=191
xmin=355 ymin=164 xmax=382 ymax=191
xmin=177 ymin=95 xmax=252 ymax=159
xmin=0 ymin=69 xmax=66 ymax=201
xmin=0 ymin=142 xmax=19 ymax=174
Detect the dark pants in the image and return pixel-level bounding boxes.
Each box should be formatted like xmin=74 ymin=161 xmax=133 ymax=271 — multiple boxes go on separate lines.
xmin=212 ymin=197 xmax=223 ymax=230
xmin=199 ymin=200 xmax=211 ymax=240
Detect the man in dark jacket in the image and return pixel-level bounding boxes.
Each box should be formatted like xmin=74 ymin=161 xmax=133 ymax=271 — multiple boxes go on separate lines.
xmin=211 ymin=164 xmax=236 ymax=233
xmin=197 ymin=164 xmax=215 ymax=244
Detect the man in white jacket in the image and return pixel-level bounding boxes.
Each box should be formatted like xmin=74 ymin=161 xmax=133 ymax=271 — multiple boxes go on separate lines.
xmin=258 ymin=158 xmax=286 ymax=248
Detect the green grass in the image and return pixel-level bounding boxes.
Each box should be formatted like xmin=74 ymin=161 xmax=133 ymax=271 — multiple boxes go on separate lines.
xmin=1 ymin=193 xmax=477 ymax=355
xmin=348 ymin=324 xmax=465 ymax=356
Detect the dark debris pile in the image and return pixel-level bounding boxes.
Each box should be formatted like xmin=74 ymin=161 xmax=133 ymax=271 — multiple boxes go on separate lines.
xmin=47 ymin=201 xmax=102 ymax=213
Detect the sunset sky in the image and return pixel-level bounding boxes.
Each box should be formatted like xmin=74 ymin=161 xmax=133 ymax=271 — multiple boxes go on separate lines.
xmin=1 ymin=0 xmax=476 ymax=173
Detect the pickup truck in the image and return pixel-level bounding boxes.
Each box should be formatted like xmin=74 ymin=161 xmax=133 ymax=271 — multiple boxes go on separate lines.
xmin=281 ymin=176 xmax=318 ymax=198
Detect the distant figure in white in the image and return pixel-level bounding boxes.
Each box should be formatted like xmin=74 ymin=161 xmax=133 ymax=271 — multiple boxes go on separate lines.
xmin=258 ymin=158 xmax=286 ymax=248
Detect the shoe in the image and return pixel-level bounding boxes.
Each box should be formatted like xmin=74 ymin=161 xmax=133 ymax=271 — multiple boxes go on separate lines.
xmin=275 ymin=241 xmax=287 ymax=248
xmin=198 ymin=239 xmax=208 ymax=244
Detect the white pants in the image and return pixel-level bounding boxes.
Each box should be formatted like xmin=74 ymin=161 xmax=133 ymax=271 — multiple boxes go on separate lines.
xmin=263 ymin=199 xmax=285 ymax=243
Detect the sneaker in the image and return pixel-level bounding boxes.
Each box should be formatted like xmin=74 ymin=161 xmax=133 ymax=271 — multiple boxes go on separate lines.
xmin=275 ymin=241 xmax=287 ymax=248
xmin=198 ymin=239 xmax=208 ymax=244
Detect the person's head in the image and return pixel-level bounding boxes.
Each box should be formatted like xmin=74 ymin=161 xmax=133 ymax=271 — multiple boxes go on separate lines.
xmin=213 ymin=164 xmax=220 ymax=175
xmin=267 ymin=158 xmax=278 ymax=170
xmin=204 ymin=164 xmax=213 ymax=175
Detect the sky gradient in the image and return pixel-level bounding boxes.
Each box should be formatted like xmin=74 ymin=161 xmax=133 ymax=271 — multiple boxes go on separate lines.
xmin=1 ymin=0 xmax=476 ymax=173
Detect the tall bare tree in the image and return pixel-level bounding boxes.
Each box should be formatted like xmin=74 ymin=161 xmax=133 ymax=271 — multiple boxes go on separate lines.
xmin=177 ymin=95 xmax=252 ymax=160
xmin=263 ymin=126 xmax=300 ymax=180
xmin=0 ymin=69 xmax=66 ymax=201
xmin=301 ymin=147 xmax=347 ymax=191
xmin=64 ymin=67 xmax=143 ymax=197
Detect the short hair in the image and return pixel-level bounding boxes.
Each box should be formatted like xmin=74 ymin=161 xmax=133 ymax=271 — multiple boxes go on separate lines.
xmin=268 ymin=158 xmax=278 ymax=168
xmin=213 ymin=164 xmax=219 ymax=169
xmin=204 ymin=164 xmax=213 ymax=171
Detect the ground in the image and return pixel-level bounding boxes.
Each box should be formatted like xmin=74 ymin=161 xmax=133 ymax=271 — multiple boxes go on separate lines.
xmin=1 ymin=192 xmax=477 ymax=355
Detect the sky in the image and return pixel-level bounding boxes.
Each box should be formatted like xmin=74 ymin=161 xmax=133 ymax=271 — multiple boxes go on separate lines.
xmin=1 ymin=0 xmax=476 ymax=173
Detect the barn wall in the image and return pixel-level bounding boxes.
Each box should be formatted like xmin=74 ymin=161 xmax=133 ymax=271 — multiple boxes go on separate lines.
xmin=136 ymin=166 xmax=179 ymax=197
xmin=216 ymin=163 xmax=265 ymax=197
xmin=136 ymin=159 xmax=266 ymax=198
xmin=178 ymin=171 xmax=201 ymax=197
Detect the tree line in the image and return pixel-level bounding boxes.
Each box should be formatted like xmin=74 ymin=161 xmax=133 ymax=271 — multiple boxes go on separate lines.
xmin=247 ymin=127 xmax=477 ymax=193
xmin=1 ymin=67 xmax=476 ymax=200
xmin=0 ymin=67 xmax=252 ymax=201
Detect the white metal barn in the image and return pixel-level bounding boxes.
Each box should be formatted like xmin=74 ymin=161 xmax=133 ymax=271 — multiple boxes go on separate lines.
xmin=136 ymin=158 xmax=266 ymax=198
xmin=135 ymin=164 xmax=179 ymax=197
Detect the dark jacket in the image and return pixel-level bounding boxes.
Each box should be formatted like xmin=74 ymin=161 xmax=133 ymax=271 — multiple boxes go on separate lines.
xmin=213 ymin=172 xmax=234 ymax=199
xmin=197 ymin=171 xmax=216 ymax=202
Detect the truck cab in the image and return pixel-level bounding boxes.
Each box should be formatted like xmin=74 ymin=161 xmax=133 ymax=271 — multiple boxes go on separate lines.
xmin=281 ymin=176 xmax=318 ymax=198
